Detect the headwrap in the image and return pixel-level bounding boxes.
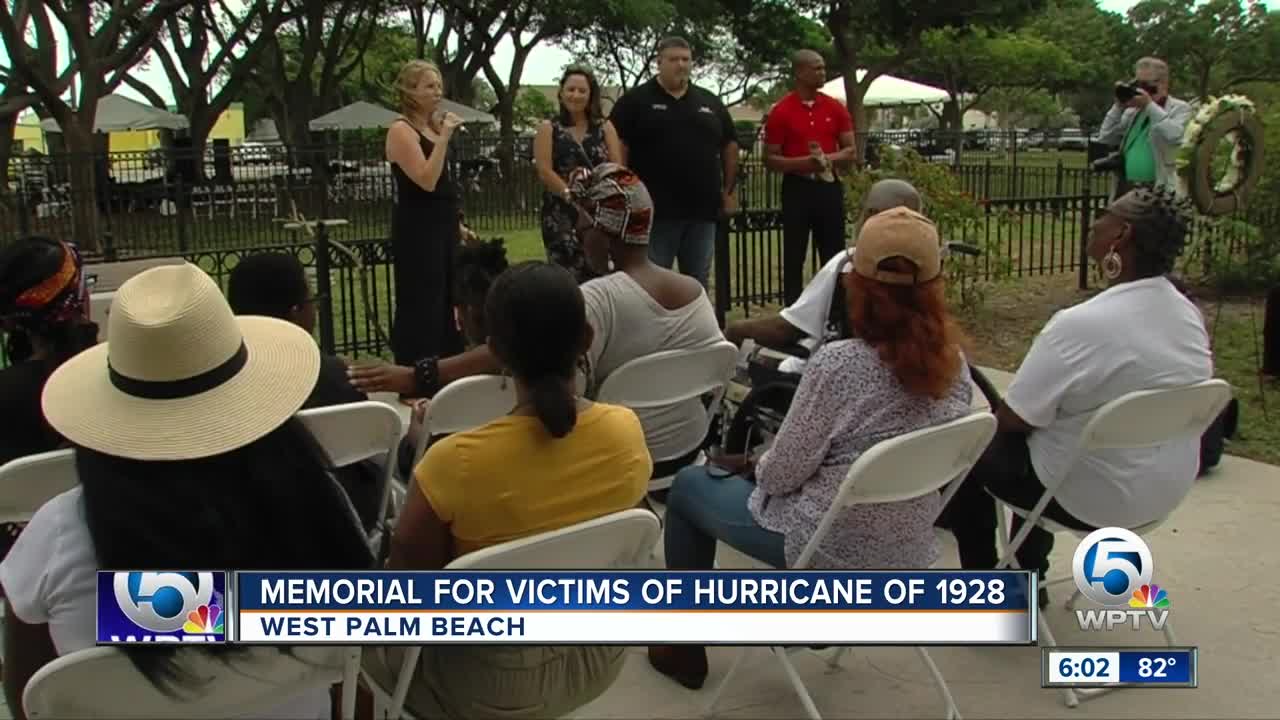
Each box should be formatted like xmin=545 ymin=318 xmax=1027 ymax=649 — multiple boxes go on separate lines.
xmin=1107 ymin=185 xmax=1193 ymax=229
xmin=1 ymin=240 xmax=89 ymax=335
xmin=566 ymin=163 xmax=654 ymax=245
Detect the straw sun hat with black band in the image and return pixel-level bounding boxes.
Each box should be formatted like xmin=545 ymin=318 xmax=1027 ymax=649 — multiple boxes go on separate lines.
xmin=41 ymin=263 xmax=321 ymax=461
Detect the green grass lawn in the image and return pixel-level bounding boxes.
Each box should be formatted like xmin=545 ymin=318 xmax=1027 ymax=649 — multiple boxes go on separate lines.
xmin=1202 ymin=301 xmax=1279 ymax=465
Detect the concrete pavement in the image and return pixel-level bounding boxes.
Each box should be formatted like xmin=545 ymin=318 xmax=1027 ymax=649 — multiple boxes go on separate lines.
xmin=571 ymin=367 xmax=1280 ymax=718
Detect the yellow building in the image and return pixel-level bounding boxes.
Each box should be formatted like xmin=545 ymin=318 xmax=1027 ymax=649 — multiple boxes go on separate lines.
xmin=12 ymin=114 xmax=47 ymax=154
xmin=12 ymin=103 xmax=248 ymax=154
xmin=108 ymin=128 xmax=160 ymax=154
xmin=209 ymin=103 xmax=246 ymax=145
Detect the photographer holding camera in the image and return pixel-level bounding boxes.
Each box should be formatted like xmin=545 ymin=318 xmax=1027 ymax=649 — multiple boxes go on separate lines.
xmin=1096 ymin=57 xmax=1191 ymax=198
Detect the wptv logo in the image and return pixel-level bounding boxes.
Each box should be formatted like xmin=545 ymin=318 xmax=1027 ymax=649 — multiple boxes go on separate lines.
xmin=96 ymin=571 xmax=227 ymax=644
xmin=1072 ymin=528 xmax=1171 ymax=632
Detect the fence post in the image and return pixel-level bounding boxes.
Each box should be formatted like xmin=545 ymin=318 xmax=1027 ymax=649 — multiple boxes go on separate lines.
xmin=176 ymin=177 xmax=189 ymax=253
xmin=16 ymin=186 xmax=30 ymax=237
xmin=315 ymin=169 xmax=337 ymax=355
xmin=1078 ymin=171 xmax=1093 ymax=291
xmin=713 ymin=217 xmax=731 ymax=328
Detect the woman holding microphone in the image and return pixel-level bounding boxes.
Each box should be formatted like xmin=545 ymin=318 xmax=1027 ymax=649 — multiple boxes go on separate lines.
xmin=386 ymin=60 xmax=466 ymax=368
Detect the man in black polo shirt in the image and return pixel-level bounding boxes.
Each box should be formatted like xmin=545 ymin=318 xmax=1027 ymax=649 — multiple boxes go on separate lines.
xmin=608 ymin=36 xmax=738 ymax=288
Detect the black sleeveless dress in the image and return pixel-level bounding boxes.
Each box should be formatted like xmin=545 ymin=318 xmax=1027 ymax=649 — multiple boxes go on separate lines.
xmin=389 ymin=120 xmax=464 ymax=365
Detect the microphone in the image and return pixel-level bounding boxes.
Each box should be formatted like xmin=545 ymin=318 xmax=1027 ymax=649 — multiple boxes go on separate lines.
xmin=434 ymin=109 xmax=468 ymax=134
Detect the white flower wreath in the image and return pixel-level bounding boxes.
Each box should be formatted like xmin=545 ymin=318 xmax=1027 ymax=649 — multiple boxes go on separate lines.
xmin=1176 ymin=94 xmax=1263 ymax=215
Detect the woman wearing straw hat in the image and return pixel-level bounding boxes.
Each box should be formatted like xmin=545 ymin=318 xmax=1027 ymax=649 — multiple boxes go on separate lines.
xmin=0 ymin=263 xmax=374 ymax=717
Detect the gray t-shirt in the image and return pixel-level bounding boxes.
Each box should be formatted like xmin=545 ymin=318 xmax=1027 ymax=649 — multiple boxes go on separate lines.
xmin=581 ymin=272 xmax=725 ymax=461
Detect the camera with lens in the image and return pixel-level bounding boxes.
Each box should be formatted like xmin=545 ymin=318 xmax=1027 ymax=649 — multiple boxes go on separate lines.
xmin=1092 ymin=151 xmax=1125 ymax=174
xmin=1115 ymin=79 xmax=1158 ymax=103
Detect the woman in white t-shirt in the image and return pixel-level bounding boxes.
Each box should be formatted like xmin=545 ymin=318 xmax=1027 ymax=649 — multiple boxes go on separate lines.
xmin=0 ymin=264 xmax=373 ymax=719
xmin=941 ymin=188 xmax=1212 ymax=592
xmin=567 ymin=164 xmax=725 ymax=469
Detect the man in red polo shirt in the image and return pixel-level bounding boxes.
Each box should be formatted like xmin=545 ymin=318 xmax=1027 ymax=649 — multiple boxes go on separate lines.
xmin=764 ymin=49 xmax=857 ymax=304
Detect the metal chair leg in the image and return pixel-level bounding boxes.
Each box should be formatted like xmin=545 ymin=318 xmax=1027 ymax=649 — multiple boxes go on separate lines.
xmin=825 ymin=647 xmax=849 ymax=671
xmin=1161 ymin=615 xmax=1179 ymax=647
xmin=703 ymin=647 xmax=751 ymax=718
xmin=388 ymin=646 xmax=423 ymax=719
xmin=1036 ymin=612 xmax=1079 ymax=708
xmin=916 ymin=647 xmax=962 ymax=720
xmin=776 ymin=648 xmax=823 ymax=720
xmin=341 ymin=647 xmax=360 ymax=720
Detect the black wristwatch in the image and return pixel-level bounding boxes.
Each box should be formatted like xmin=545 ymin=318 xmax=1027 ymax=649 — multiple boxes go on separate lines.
xmin=414 ymin=356 xmax=442 ymax=397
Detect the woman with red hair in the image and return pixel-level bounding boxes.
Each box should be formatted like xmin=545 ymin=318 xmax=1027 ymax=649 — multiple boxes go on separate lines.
xmin=649 ymin=207 xmax=974 ymax=689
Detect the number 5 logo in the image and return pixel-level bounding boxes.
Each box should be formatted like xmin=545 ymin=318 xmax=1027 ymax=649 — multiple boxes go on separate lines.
xmin=113 ymin=572 xmax=214 ymax=633
xmin=1072 ymin=528 xmax=1153 ymax=607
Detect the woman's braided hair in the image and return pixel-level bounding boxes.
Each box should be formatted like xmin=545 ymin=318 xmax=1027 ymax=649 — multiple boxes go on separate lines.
xmin=1117 ymin=186 xmax=1196 ymax=277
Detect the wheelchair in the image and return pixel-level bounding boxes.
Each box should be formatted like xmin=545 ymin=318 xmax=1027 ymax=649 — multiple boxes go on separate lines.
xmin=708 ymin=242 xmax=1002 ymax=461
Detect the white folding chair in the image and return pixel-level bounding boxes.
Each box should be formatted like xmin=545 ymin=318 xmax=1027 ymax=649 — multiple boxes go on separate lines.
xmin=381 ymin=375 xmax=519 ymax=517
xmin=596 ymin=341 xmax=738 ymax=493
xmin=991 ymin=378 xmax=1232 ymax=708
xmin=411 ymin=374 xmax=517 ymax=465
xmin=298 ymin=401 xmax=405 ymax=549
xmin=298 ymin=401 xmax=404 ymax=720
xmin=362 ymin=508 xmax=662 ymax=719
xmin=23 ymin=645 xmax=351 ymax=719
xmin=0 ymin=449 xmax=78 ymax=524
xmin=706 ymin=412 xmax=998 ymax=720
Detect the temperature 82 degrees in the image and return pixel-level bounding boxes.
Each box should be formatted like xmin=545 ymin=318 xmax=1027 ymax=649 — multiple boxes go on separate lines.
xmin=1119 ymin=649 xmax=1197 ymax=686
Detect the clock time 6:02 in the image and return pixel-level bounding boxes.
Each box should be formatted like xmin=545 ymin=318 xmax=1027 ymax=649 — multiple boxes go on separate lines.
xmin=1059 ymin=656 xmax=1111 ymax=678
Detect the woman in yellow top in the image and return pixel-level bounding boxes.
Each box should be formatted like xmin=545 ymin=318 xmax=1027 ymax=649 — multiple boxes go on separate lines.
xmin=365 ymin=260 xmax=652 ymax=719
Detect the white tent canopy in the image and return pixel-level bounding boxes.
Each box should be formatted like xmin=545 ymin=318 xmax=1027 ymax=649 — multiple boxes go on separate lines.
xmin=821 ymin=72 xmax=949 ymax=108
xmin=309 ymin=99 xmax=495 ymax=131
xmin=309 ymin=101 xmax=399 ymax=131
xmin=40 ymin=94 xmax=189 ymax=133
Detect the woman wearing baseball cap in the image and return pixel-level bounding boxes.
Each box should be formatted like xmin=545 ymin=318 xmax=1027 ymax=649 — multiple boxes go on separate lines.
xmin=651 ymin=207 xmax=974 ymax=689
xmin=0 ymin=263 xmax=374 ymax=717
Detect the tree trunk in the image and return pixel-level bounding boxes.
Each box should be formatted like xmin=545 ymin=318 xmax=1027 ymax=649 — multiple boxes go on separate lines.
xmin=494 ymin=95 xmax=517 ymax=176
xmin=63 ymin=121 xmax=103 ymax=254
xmin=941 ymin=98 xmax=962 ymax=131
xmin=0 ymin=112 xmax=16 ymax=195
xmin=843 ymin=74 xmax=870 ymax=160
xmin=1264 ymin=286 xmax=1279 ymax=377
xmin=182 ymin=107 xmax=215 ymax=182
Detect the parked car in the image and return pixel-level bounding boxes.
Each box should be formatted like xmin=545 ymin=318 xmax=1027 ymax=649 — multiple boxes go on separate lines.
xmin=1057 ymin=129 xmax=1089 ymax=151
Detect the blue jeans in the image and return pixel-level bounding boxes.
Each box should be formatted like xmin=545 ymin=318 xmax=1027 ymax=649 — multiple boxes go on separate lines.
xmin=648 ymin=220 xmax=715 ymax=288
xmin=663 ymin=465 xmax=787 ymax=570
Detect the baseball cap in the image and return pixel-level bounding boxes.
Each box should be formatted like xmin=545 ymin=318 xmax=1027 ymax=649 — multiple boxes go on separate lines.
xmin=852 ymin=207 xmax=942 ymax=286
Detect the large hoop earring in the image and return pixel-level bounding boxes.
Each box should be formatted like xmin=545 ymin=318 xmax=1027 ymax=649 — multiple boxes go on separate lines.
xmin=1102 ymin=248 xmax=1123 ymax=280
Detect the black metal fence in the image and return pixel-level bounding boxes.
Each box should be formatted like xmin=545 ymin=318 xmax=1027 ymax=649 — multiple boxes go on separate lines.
xmin=2 ymin=129 xmax=1112 ymax=256
xmin=1 ymin=128 xmax=1272 ymax=362
xmin=183 ymin=237 xmax=396 ymax=359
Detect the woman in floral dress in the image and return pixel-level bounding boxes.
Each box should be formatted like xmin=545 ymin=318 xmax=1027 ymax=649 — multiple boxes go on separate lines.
xmin=533 ymin=66 xmax=622 ymax=282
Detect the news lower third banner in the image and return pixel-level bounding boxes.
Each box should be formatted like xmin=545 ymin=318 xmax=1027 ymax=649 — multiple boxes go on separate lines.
xmin=229 ymin=570 xmax=1036 ymax=645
